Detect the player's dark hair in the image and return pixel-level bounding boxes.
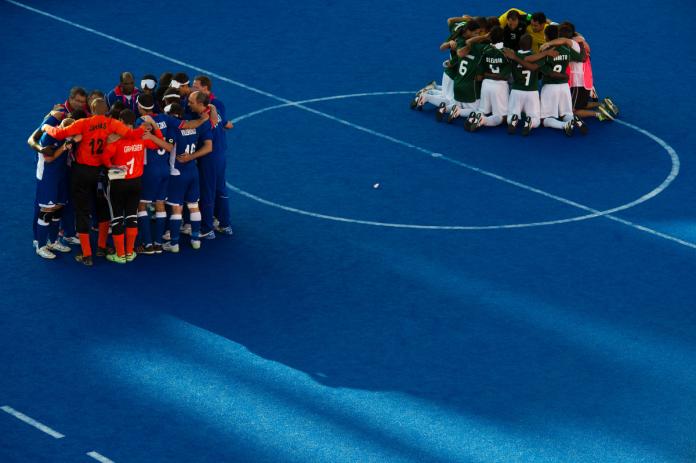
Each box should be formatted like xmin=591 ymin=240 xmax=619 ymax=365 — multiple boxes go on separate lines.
xmin=507 ymin=10 xmax=520 ymax=21
xmin=167 ymin=102 xmax=184 ymax=118
xmin=69 ymin=109 xmax=88 ymax=120
xmin=119 ymin=71 xmax=134 ymax=83
xmin=108 ymin=101 xmax=126 ymax=119
xmin=162 ymin=87 xmax=180 ymax=100
xmin=544 ymin=24 xmax=559 ymax=41
xmin=88 ymin=89 xmax=104 ymax=100
xmin=119 ymin=109 xmax=136 ymax=126
xmin=141 ymin=74 xmax=157 ymax=83
xmin=137 ymin=93 xmax=155 ymax=109
xmin=560 ymin=21 xmax=576 ymax=36
xmin=92 ymin=99 xmax=109 ymax=116
xmin=465 ymin=21 xmax=481 ymax=33
xmin=192 ymin=91 xmax=210 ymax=106
xmin=474 ymin=16 xmax=488 ymax=31
xmin=172 ymin=72 xmax=190 ymax=85
xmin=489 ymin=25 xmax=504 ymax=44
xmin=531 ymin=12 xmax=546 ymax=24
xmin=486 ymin=16 xmax=500 ymax=30
xmin=159 ymin=72 xmax=173 ymax=88
xmin=519 ymin=34 xmax=532 ymax=51
xmin=194 ymin=75 xmax=212 ymax=91
xmin=559 ymin=24 xmax=574 ymax=39
xmin=69 ymin=87 xmax=87 ymax=99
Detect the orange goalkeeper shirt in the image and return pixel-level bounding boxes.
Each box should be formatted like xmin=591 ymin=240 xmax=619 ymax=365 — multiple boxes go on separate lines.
xmin=44 ymin=115 xmax=145 ymax=167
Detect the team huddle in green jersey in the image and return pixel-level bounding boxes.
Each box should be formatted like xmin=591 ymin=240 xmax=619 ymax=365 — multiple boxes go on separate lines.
xmin=410 ymin=9 xmax=619 ymax=137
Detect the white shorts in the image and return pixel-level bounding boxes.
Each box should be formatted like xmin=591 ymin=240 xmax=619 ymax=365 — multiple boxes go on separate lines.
xmin=477 ymin=79 xmax=509 ymax=117
xmin=440 ymin=72 xmax=455 ymax=103
xmin=540 ymin=83 xmax=573 ymax=119
xmin=508 ymin=89 xmax=540 ymax=120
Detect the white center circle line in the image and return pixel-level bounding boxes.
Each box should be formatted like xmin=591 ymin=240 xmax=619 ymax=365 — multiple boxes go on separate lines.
xmin=228 ymin=92 xmax=680 ymax=231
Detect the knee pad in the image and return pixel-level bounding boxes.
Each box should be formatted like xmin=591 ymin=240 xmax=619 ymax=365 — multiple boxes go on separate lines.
xmin=110 ymin=217 xmax=124 ymax=235
xmin=38 ymin=210 xmax=53 ymax=225
xmin=186 ymin=202 xmax=199 ymax=210
xmin=125 ymin=215 xmax=138 ymax=229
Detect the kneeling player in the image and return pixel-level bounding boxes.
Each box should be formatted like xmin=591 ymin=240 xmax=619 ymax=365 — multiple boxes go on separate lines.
xmin=163 ymin=103 xmax=213 ymax=252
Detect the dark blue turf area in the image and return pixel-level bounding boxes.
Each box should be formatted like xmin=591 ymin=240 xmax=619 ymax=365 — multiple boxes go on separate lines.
xmin=1 ymin=1 xmax=695 ymax=462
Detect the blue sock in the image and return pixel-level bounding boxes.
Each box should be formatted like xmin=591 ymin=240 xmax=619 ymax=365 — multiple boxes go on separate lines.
xmin=216 ymin=194 xmax=231 ymax=228
xmin=49 ymin=218 xmax=60 ymax=243
xmin=37 ymin=217 xmax=49 ymax=247
xmin=62 ymin=202 xmax=76 ymax=237
xmin=154 ymin=212 xmax=167 ymax=245
xmin=137 ymin=211 xmax=151 ymax=246
xmin=33 ymin=203 xmax=40 ymax=241
xmin=190 ymin=211 xmax=201 ymax=239
xmin=169 ymin=214 xmax=182 ymax=245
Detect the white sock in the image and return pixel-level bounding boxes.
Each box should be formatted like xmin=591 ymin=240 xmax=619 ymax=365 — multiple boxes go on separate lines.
xmin=482 ymin=115 xmax=503 ymax=127
xmin=543 ymin=118 xmax=566 ymax=130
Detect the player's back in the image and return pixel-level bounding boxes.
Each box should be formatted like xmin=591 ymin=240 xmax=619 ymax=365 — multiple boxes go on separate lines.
xmin=510 ymin=50 xmax=539 ymax=92
xmin=542 ymin=45 xmax=581 ymax=84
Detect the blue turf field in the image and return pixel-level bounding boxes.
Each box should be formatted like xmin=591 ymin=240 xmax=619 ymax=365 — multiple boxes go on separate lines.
xmin=1 ymin=1 xmax=695 ymax=462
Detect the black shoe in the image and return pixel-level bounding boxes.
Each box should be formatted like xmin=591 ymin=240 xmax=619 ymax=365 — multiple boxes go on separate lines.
xmin=96 ymin=246 xmax=114 ymax=257
xmin=573 ymin=115 xmax=588 ymax=135
xmin=74 ymin=254 xmax=93 ymax=266
xmin=521 ymin=116 xmax=532 ymax=136
xmin=152 ymin=244 xmax=163 ymax=254
xmin=136 ymin=244 xmax=155 ymax=255
xmin=563 ymin=120 xmax=574 ymax=137
xmin=435 ymin=102 xmax=446 ymax=122
xmin=507 ymin=115 xmax=519 ymax=135
xmin=469 ymin=113 xmax=483 ymax=132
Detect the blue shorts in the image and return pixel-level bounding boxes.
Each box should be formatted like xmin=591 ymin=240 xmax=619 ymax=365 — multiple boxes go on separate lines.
xmin=166 ymin=168 xmax=199 ymax=206
xmin=35 ymin=168 xmax=68 ymax=208
xmin=141 ymin=165 xmax=169 ymax=202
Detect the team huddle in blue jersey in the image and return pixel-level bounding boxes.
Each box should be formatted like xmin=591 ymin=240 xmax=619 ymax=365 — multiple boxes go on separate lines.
xmin=28 ymin=71 xmax=235 ymax=265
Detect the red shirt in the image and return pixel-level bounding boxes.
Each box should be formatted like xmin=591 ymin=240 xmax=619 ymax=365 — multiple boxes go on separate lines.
xmin=103 ymin=128 xmax=163 ymax=179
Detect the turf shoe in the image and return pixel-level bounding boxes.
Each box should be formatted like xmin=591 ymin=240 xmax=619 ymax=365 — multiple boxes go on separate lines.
xmin=435 ymin=102 xmax=447 ymax=122
xmin=507 ymin=115 xmax=519 ymax=135
xmin=598 ymin=104 xmax=615 ymax=121
xmin=214 ymin=225 xmax=234 ymax=236
xmin=107 ymin=253 xmax=127 ymax=264
xmin=573 ymin=115 xmax=589 ymax=135
xmin=74 ymin=254 xmax=93 ymax=266
xmin=162 ymin=242 xmax=179 ymax=253
xmin=190 ymin=239 xmax=201 ymax=250
xmin=602 ymin=97 xmax=619 ymax=117
xmin=136 ymin=244 xmax=155 ymax=255
xmin=126 ymin=253 xmax=137 ymax=262
xmin=521 ymin=116 xmax=532 ymax=136
xmin=36 ymin=246 xmax=56 ymax=260
xmin=563 ymin=120 xmax=575 ymax=137
xmin=48 ymin=240 xmax=71 ymax=253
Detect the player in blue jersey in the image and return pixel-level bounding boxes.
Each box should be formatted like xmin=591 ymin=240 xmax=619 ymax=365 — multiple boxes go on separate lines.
xmin=191 ymin=77 xmax=235 ymax=237
xmin=162 ymin=102 xmax=213 ymax=252
xmin=28 ymin=88 xmax=88 ymax=248
xmin=133 ymin=94 xmax=212 ymax=254
xmin=106 ymin=72 xmax=140 ymax=112
xmin=32 ymin=118 xmax=80 ymax=259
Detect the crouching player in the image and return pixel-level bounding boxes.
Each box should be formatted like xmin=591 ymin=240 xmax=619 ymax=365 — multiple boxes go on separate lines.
xmin=102 ymin=110 xmax=166 ymax=263
xmin=163 ymin=102 xmax=213 ymax=252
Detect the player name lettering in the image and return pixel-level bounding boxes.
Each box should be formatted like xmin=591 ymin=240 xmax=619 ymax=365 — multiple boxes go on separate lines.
xmin=486 ymin=57 xmax=504 ymax=64
xmin=180 ymin=128 xmax=197 ymax=136
xmin=89 ymin=122 xmax=107 ymax=131
xmin=123 ymin=144 xmax=143 ymax=153
xmin=157 ymin=122 xmax=167 ymax=129
xmin=552 ymin=55 xmax=569 ymax=62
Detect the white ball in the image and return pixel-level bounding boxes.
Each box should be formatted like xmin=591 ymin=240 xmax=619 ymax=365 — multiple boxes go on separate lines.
xmin=373 ymin=183 xmax=380 ymax=189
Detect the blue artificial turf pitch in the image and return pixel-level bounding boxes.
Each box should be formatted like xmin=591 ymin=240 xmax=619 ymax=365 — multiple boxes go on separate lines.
xmin=1 ymin=1 xmax=695 ymax=462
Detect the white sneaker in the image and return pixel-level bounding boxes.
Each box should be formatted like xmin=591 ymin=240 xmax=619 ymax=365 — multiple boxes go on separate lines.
xmin=162 ymin=230 xmax=171 ymax=241
xmin=61 ymin=235 xmax=80 ymax=245
xmin=190 ymin=239 xmax=201 ymax=250
xmin=36 ymin=246 xmax=56 ymax=259
xmin=48 ymin=240 xmax=71 ymax=253
xmin=162 ymin=242 xmax=179 ymax=253
xmin=180 ymin=223 xmax=192 ymax=235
